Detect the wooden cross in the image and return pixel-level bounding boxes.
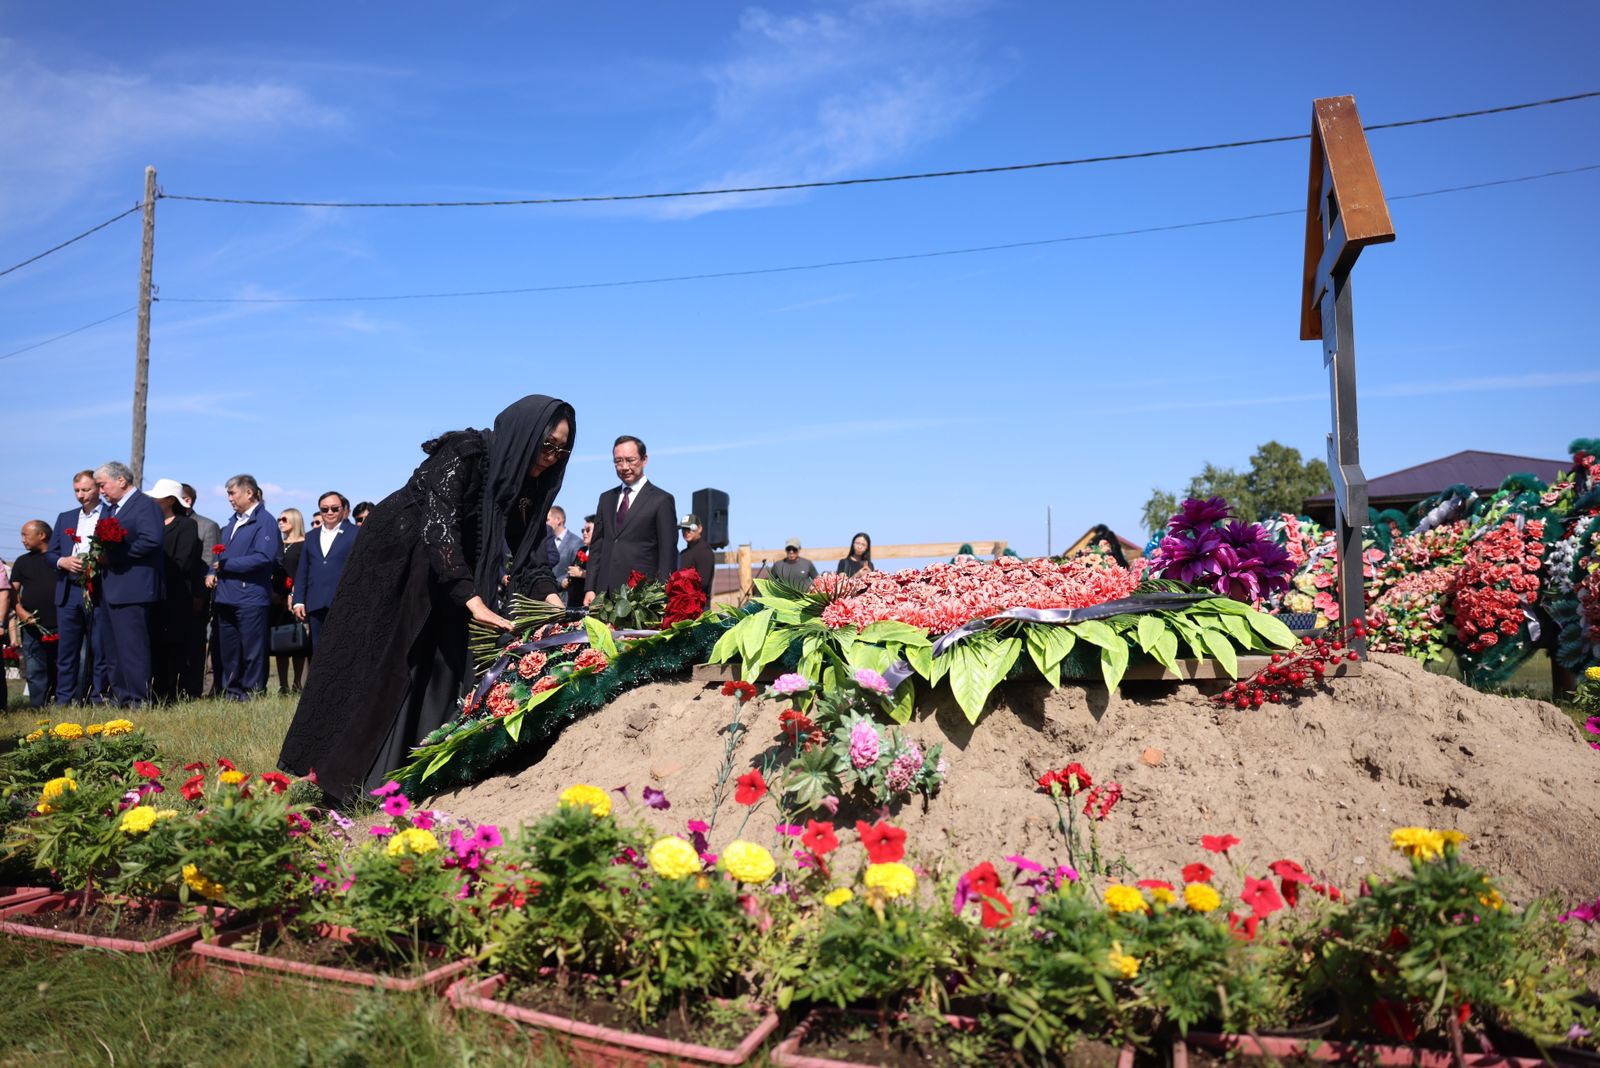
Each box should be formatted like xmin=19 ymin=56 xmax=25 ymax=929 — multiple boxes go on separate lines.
xmin=1300 ymin=96 xmax=1395 ymax=656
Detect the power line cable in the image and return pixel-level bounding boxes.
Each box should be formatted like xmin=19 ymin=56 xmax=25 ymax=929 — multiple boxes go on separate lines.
xmin=156 ymin=163 xmax=1600 ymax=306
xmin=156 ymin=91 xmax=1600 ymax=209
xmin=0 ymin=205 xmax=142 ymax=279
xmin=0 ymin=307 xmax=135 ymax=362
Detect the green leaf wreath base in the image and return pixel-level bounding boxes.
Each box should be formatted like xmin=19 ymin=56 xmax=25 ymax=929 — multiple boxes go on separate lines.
xmin=394 ymin=618 xmax=730 ymax=800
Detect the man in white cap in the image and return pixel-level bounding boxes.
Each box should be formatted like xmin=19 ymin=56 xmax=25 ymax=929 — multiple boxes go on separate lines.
xmin=771 ymin=537 xmax=818 ymax=592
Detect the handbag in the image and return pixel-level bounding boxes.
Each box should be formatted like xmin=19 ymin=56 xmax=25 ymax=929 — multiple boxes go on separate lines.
xmin=270 ymin=621 xmax=309 ymax=655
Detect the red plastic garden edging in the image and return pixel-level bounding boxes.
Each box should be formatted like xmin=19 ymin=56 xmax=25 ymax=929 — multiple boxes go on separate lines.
xmin=0 ymin=886 xmax=51 ymax=908
xmin=0 ymin=892 xmax=206 ymax=953
xmin=191 ymin=921 xmax=473 ymax=994
xmin=1185 ymin=1031 xmax=1558 ymax=1067
xmin=448 ymin=973 xmax=780 ymax=1067
xmin=767 ymin=1008 xmax=1137 ymax=1068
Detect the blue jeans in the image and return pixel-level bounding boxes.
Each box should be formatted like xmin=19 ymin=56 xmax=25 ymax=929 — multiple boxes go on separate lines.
xmin=20 ymin=629 xmax=57 ymax=708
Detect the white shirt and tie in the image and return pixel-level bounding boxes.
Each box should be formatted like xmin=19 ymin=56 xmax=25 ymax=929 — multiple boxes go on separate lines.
xmin=616 ymin=475 xmax=649 ymax=525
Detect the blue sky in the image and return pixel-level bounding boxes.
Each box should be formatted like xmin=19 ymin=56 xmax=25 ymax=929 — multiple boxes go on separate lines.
xmin=2 ymin=1 xmax=1597 ymax=564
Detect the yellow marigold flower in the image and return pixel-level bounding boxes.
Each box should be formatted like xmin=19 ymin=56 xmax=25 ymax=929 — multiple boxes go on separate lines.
xmin=558 ymin=783 xmax=612 ymax=818
xmin=52 ymin=722 xmax=85 ymax=740
xmin=1103 ymin=884 xmax=1146 ymax=913
xmin=1184 ymin=883 xmax=1222 ymax=913
xmin=37 ymin=775 xmax=77 ymax=813
xmin=85 ymin=723 xmax=104 ymax=736
xmin=218 ymin=770 xmax=246 ymax=785
xmin=1108 ymin=942 xmax=1141 ymax=980
xmin=1150 ymin=886 xmax=1177 ymax=906
xmin=1480 ymin=888 xmax=1504 ymax=911
xmin=101 ymin=719 xmax=135 ymax=736
xmin=23 ymin=730 xmax=44 ymax=744
xmin=182 ymin=864 xmax=226 ymax=901
xmin=155 ymin=809 xmax=178 ymax=822
xmin=1391 ymin=827 xmax=1446 ymax=862
xmin=863 ymin=862 xmax=917 ymax=900
xmin=120 ymin=807 xmax=160 ymax=835
xmin=35 ymin=718 xmax=49 ymax=726
xmin=385 ymin=827 xmax=441 ymax=858
xmin=721 ymin=840 xmax=777 ymax=884
xmin=824 ymin=888 xmax=854 ymax=908
xmin=648 ymin=836 xmax=702 ymax=881
xmin=1439 ymin=829 xmax=1467 ymax=848
xmin=1586 ymin=666 xmax=1600 ymax=682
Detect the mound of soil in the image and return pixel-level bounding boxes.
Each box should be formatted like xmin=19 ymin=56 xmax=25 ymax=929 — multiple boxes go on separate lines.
xmin=432 ymin=654 xmax=1600 ymax=904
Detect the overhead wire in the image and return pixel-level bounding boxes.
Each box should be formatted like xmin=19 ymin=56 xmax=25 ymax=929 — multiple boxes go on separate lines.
xmin=154 ymin=90 xmax=1600 ymax=209
xmin=155 ymin=163 xmax=1600 ymax=306
xmin=0 ymin=204 xmax=142 ymax=279
xmin=0 ymin=307 xmax=136 ymax=363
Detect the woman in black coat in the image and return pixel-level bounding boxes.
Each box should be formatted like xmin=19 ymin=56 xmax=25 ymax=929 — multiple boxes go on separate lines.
xmin=277 ymin=395 xmax=575 ymax=804
xmin=273 ymin=509 xmax=308 ymax=694
xmin=147 ymin=479 xmax=205 ymax=703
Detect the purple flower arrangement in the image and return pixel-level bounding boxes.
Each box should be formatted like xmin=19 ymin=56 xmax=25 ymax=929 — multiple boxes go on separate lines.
xmin=1153 ymin=496 xmax=1295 ymax=603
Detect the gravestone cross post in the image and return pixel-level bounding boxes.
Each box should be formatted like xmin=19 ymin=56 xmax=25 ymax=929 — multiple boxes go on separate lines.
xmin=1300 ymin=96 xmax=1395 ymax=658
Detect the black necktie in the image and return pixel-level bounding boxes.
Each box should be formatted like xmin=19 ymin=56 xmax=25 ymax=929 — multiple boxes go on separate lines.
xmin=616 ymin=485 xmax=632 ymax=527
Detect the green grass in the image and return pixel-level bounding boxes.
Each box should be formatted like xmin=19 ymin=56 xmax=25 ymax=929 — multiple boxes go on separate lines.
xmin=1 ymin=690 xmax=298 ymax=772
xmin=0 ymin=937 xmax=579 ymax=1067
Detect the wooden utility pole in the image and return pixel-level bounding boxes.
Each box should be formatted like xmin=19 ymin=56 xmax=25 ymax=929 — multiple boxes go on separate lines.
xmin=1299 ymin=98 xmax=1395 ymax=657
xmin=131 ymin=165 xmax=157 ymax=487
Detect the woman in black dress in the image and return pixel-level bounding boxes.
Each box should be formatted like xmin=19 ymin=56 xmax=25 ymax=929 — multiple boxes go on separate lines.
xmin=147 ymin=478 xmax=205 ymax=703
xmin=837 ymin=532 xmax=874 ymax=577
xmin=277 ymin=395 xmax=575 ymax=804
xmin=273 ymin=509 xmax=308 ymax=694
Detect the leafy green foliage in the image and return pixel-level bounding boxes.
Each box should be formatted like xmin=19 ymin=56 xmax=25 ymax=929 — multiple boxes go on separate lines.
xmin=622 ymin=873 xmax=751 ymax=1025
xmin=170 ymin=777 xmax=311 ymax=916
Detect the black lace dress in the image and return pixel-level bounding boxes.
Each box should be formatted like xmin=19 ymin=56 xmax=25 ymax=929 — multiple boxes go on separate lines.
xmin=276 ymin=430 xmax=558 ymax=803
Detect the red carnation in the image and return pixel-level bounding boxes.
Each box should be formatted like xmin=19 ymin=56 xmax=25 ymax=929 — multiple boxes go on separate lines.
xmin=1241 ymin=876 xmax=1285 ymax=919
xmin=1182 ymin=862 xmax=1214 ymax=884
xmin=1201 ymin=833 xmax=1241 ymax=855
xmin=1036 ymin=769 xmax=1059 ymax=791
xmin=734 ymin=768 xmax=767 ymax=806
xmin=1059 ymin=762 xmax=1092 ymax=794
xmin=213 ymin=544 xmax=225 ymax=555
xmin=720 ymin=680 xmax=757 ymax=703
xmin=800 ymin=820 xmax=838 ymax=856
xmin=855 ymin=820 xmax=907 ymax=864
xmin=133 ymin=760 xmax=162 ymax=780
xmin=1082 ymin=781 xmax=1122 ymax=821
xmin=94 ymin=516 xmax=127 ymax=543
xmin=573 ymin=647 xmax=609 ymax=672
xmin=779 ymin=708 xmax=816 ymax=744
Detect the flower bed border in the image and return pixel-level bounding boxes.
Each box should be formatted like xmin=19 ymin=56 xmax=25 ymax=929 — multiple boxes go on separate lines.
xmin=191 ymin=921 xmax=473 ymax=994
xmin=1184 ymin=1031 xmax=1555 ymax=1067
xmin=448 ymin=972 xmax=779 ymax=1067
xmin=767 ymin=1008 xmax=1136 ymax=1068
xmin=0 ymin=892 xmax=206 ymax=953
xmin=0 ymin=886 xmax=51 ymax=908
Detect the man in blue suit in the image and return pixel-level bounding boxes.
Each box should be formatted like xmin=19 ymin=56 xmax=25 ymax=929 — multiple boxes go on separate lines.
xmin=46 ymin=470 xmax=115 ymax=704
xmin=205 ymin=473 xmax=281 ymax=700
xmin=93 ymin=461 xmax=165 ymax=707
xmin=291 ymin=490 xmax=358 ymax=652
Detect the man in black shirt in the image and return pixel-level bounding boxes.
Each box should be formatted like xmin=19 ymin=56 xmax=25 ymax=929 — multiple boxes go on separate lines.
xmin=11 ymin=520 xmax=59 ymax=707
xmin=676 ymin=513 xmax=715 ymax=604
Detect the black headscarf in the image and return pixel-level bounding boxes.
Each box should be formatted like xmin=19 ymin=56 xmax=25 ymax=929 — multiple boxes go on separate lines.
xmin=473 ymin=394 xmax=576 ymax=604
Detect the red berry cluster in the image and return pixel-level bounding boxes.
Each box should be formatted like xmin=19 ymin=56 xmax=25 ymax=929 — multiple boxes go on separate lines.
xmin=1213 ymin=622 xmax=1364 ymax=710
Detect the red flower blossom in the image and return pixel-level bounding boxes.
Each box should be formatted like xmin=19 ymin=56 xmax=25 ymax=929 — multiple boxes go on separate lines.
xmin=1269 ymin=859 xmax=1313 ymax=907
xmin=576 ymin=549 xmax=588 ymax=564
xmin=800 ymin=820 xmax=839 ymax=856
xmin=1372 ymin=1000 xmax=1419 ymax=1043
xmin=217 ymin=758 xmax=237 ymax=772
xmin=855 ymin=820 xmax=907 ymax=864
xmin=778 ymin=708 xmax=816 ymax=744
xmin=259 ymin=771 xmax=291 ymax=794
xmin=180 ymin=774 xmax=205 ymax=802
xmin=65 ymin=528 xmax=77 ymax=542
xmin=516 ymin=650 xmax=549 ymax=679
xmin=133 ymin=760 xmax=162 ymax=780
xmin=1241 ymin=876 xmax=1285 ymax=919
xmin=1182 ymin=862 xmax=1214 ymax=884
xmin=183 ymin=761 xmax=209 ymax=772
xmin=1082 ymin=781 xmax=1122 ymax=820
xmin=94 ymin=517 xmax=127 ymax=543
xmin=720 ymin=680 xmax=757 ymax=702
xmin=1059 ymin=763 xmax=1092 ymax=793
xmin=1138 ymin=879 xmax=1175 ymax=893
xmin=964 ymin=862 xmax=1013 ymax=929
xmin=967 ymin=861 xmax=1003 ymax=898
xmin=531 ymin=675 xmax=561 ymax=693
xmin=662 ymin=567 xmax=709 ymax=627
xmin=626 ymin=570 xmax=647 ymax=589
xmin=1201 ymin=834 xmax=1240 ymax=855
xmin=212 ymin=544 xmax=226 ymax=555
xmin=734 ymin=769 xmax=767 ymax=806
xmin=1227 ymin=911 xmax=1260 ymax=941
xmin=573 ymin=647 xmax=609 ymax=672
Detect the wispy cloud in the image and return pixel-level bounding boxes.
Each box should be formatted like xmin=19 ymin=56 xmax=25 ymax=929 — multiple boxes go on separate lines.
xmin=568 ymin=417 xmax=958 ymax=463
xmin=0 ymin=38 xmax=341 ymax=228
xmin=1103 ymin=371 xmax=1600 ymax=415
xmin=47 ymin=391 xmax=262 ymax=424
xmin=639 ymin=0 xmax=1005 ymax=218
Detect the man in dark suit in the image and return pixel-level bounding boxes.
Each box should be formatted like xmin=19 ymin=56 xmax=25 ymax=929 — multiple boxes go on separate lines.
xmin=180 ymin=482 xmax=222 ymax=697
xmin=205 ymin=473 xmax=281 ymax=700
xmin=291 ymin=490 xmax=359 ymax=651
xmin=583 ymin=435 xmax=678 ymax=603
xmin=46 ymin=470 xmax=115 ymax=704
xmin=93 ymin=461 xmax=165 ymax=707
xmin=547 ymin=505 xmax=584 ymax=606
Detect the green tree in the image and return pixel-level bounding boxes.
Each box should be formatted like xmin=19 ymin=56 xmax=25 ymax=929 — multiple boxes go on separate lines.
xmin=1141 ymin=442 xmax=1330 ymax=536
